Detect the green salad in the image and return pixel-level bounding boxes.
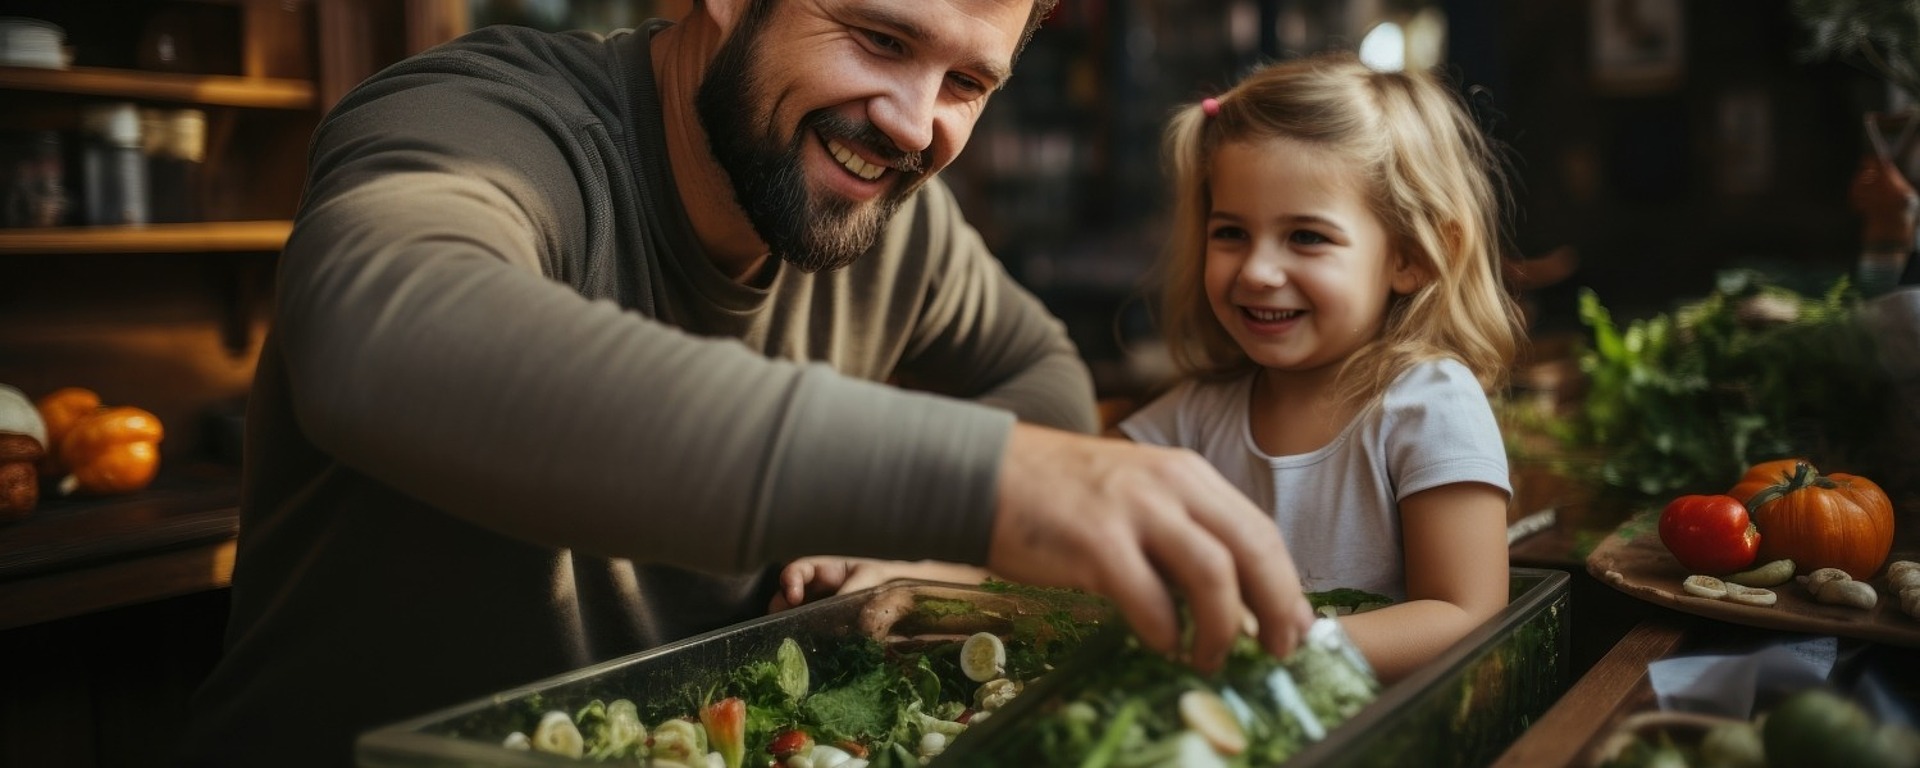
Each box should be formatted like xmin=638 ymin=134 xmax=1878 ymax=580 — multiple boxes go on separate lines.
xmin=948 ymin=618 xmax=1381 ymax=767
xmin=486 ymin=585 xmax=1383 ymax=767
xmin=496 ymin=584 xmax=1101 ymax=767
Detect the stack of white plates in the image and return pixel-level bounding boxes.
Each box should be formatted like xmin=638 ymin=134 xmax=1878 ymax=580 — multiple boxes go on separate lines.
xmin=0 ymin=17 xmax=68 ymax=70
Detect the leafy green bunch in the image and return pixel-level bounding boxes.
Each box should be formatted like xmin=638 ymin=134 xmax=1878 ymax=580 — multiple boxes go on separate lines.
xmin=1573 ymin=271 xmax=1892 ymax=500
xmin=1791 ymin=0 xmax=1920 ymax=105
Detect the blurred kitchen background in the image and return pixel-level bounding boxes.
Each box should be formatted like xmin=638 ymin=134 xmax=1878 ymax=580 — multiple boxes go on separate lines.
xmin=0 ymin=0 xmax=1911 ymax=763
xmin=471 ymin=0 xmax=1891 ymax=402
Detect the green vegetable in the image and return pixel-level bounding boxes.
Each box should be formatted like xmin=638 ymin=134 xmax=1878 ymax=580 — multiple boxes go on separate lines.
xmin=967 ymin=619 xmax=1377 ymax=765
xmin=1080 ymin=699 xmax=1146 ymax=768
xmin=776 ymin=637 xmax=810 ymax=702
xmin=802 ymin=666 xmax=904 ymax=743
xmin=1764 ymin=689 xmax=1876 ymax=767
xmin=496 ymin=587 xmax=1107 ymax=764
xmin=1306 ymin=588 xmax=1394 ymax=615
xmin=1571 ymin=272 xmax=1891 ymax=503
xmin=1699 ymin=719 xmax=1764 ymax=768
xmin=573 ymin=699 xmax=647 ymax=760
xmin=1723 ymin=558 xmax=1795 ymax=588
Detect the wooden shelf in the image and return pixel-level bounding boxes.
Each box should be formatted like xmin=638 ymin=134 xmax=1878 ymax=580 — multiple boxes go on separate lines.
xmin=0 ymin=464 xmax=240 ymax=630
xmin=0 ymin=64 xmax=314 ymax=110
xmin=0 ymin=220 xmax=291 ymax=254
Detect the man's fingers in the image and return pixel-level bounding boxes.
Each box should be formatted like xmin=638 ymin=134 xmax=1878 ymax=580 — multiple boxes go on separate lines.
xmin=1141 ymin=517 xmax=1243 ymax=673
xmin=1169 ymin=465 xmax=1315 ymax=659
xmin=1090 ymin=540 xmax=1181 ymax=658
xmin=1182 ymin=483 xmax=1320 ymax=656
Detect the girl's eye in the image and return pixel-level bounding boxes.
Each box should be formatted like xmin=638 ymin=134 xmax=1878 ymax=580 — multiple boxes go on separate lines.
xmin=1208 ymin=224 xmax=1248 ymax=242
xmin=1289 ymin=230 xmax=1331 ymax=246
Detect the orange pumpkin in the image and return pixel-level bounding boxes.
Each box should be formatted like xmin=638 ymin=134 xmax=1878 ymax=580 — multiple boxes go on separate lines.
xmin=57 ymin=406 xmax=163 ymax=496
xmin=1731 ymin=461 xmax=1894 ymax=579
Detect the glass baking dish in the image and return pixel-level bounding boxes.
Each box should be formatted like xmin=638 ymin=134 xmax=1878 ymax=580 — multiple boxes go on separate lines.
xmin=357 ymin=569 xmax=1569 ymax=767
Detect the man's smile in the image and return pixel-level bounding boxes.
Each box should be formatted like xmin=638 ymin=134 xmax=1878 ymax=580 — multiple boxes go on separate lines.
xmin=825 ymin=137 xmax=888 ymax=181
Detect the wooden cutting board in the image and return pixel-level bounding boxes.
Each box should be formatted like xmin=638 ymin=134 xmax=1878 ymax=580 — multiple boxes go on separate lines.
xmin=1585 ymin=512 xmax=1920 ymax=648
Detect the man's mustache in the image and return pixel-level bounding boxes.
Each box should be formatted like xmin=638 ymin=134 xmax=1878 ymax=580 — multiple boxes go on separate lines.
xmin=807 ymin=112 xmax=927 ymax=175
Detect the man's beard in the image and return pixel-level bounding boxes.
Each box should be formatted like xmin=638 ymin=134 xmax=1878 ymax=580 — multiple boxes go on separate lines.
xmin=693 ymin=5 xmax=928 ymax=273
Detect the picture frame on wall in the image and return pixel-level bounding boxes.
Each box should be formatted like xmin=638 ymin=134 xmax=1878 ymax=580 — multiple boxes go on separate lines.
xmin=1591 ymin=0 xmax=1685 ymax=95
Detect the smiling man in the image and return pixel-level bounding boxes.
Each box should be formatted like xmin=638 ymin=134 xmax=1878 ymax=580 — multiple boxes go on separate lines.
xmin=181 ymin=1 xmax=1315 ymax=763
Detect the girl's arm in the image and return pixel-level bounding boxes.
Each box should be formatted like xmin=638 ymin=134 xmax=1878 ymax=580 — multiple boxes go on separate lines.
xmin=1336 ymin=481 xmax=1510 ymax=683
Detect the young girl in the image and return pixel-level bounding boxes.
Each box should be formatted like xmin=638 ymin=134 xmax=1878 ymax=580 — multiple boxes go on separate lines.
xmin=776 ymin=52 xmax=1520 ymax=683
xmin=1117 ymin=51 xmax=1523 ymax=682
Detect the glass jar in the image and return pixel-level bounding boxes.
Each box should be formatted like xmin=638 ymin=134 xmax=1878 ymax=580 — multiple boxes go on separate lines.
xmin=78 ymin=101 xmax=149 ymax=226
xmin=0 ymin=129 xmax=67 ymax=227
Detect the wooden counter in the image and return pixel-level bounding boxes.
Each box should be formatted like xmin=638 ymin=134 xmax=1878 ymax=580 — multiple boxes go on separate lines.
xmin=1490 ymin=617 xmax=1690 ymax=767
xmin=0 ymin=465 xmax=239 ymax=630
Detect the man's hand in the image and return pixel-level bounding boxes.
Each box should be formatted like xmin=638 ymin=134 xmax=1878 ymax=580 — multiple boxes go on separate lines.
xmin=988 ymin=423 xmax=1315 ymax=672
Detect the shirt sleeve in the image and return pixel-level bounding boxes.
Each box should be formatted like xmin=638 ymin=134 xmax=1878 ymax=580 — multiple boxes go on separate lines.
xmin=1382 ymin=359 xmax=1513 ymax=501
xmin=1116 ymin=380 xmax=1194 ymax=446
xmin=274 ymin=67 xmax=1012 ymax=573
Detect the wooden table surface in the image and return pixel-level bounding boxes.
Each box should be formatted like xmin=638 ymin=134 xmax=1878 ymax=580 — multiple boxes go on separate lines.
xmin=0 ymin=464 xmax=238 ymax=630
xmin=1489 ymin=617 xmax=1690 ymax=768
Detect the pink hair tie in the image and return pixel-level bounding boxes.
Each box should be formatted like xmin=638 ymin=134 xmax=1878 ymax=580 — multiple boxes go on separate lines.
xmin=1201 ymin=97 xmax=1221 ymax=117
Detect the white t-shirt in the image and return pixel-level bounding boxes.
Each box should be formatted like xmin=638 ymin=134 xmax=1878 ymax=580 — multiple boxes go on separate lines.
xmin=1119 ymin=358 xmax=1510 ymax=600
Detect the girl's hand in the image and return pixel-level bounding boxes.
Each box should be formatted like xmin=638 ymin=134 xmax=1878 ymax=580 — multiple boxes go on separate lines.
xmin=769 ymin=557 xmax=990 ymax=612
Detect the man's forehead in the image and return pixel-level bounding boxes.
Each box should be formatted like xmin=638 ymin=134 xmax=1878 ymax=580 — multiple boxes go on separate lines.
xmin=816 ymin=0 xmax=1032 ymax=77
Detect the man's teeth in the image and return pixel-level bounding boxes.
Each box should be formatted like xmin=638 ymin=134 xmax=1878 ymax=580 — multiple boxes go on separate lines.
xmin=826 ymin=139 xmax=887 ymax=181
xmin=1246 ymin=308 xmax=1302 ymax=321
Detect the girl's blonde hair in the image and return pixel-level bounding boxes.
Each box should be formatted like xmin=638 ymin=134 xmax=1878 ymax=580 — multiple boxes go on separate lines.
xmin=1158 ymin=51 xmax=1523 ymax=403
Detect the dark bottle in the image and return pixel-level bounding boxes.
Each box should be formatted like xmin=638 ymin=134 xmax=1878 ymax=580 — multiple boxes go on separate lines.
xmin=79 ymin=102 xmax=149 ymax=226
xmin=144 ymin=108 xmax=205 ymax=223
xmin=0 ymin=130 xmax=67 ymax=228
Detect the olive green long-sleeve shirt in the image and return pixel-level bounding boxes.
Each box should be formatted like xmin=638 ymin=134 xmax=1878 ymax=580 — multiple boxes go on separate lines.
xmin=183 ymin=21 xmax=1094 ymax=765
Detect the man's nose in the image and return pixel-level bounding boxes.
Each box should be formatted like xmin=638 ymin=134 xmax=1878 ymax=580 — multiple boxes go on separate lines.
xmin=868 ymin=72 xmax=941 ymax=156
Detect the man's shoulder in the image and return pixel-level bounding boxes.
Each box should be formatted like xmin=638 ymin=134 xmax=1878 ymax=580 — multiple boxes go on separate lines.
xmin=419 ymin=24 xmax=618 ymax=70
xmin=352 ymin=24 xmax=632 ymax=110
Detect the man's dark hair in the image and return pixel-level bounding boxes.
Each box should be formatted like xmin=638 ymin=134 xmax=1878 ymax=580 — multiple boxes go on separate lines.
xmin=1017 ymin=1 xmax=1061 ymax=62
xmin=699 ymin=1 xmax=1060 ymax=66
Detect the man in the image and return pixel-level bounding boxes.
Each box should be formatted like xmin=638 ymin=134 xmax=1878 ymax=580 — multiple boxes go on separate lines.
xmin=182 ymin=1 xmax=1314 ymax=763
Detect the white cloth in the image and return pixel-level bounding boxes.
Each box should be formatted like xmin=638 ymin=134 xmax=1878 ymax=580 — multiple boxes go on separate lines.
xmin=1119 ymin=359 xmax=1510 ymax=599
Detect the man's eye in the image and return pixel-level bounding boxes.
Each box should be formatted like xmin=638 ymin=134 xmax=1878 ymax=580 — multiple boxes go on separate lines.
xmin=863 ymin=29 xmax=904 ymax=55
xmin=949 ymin=73 xmax=986 ymax=98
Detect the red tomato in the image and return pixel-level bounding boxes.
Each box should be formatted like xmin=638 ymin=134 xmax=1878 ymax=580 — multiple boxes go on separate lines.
xmin=768 ymin=729 xmax=813 ymax=760
xmin=1658 ymin=494 xmax=1762 ymax=574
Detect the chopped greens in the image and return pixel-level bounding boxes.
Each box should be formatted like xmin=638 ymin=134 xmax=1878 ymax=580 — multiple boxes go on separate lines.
xmin=496 ymin=588 xmax=1105 ymax=766
xmin=1306 ymin=588 xmax=1394 ymax=618
xmin=948 ymin=618 xmax=1381 ymax=766
xmin=482 ymin=587 xmax=1378 ymax=767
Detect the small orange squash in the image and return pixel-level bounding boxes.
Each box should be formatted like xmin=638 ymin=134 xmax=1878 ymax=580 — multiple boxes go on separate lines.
xmin=57 ymin=406 xmax=163 ymax=496
xmin=1732 ymin=461 xmax=1894 ymax=579
xmin=34 ymin=387 xmax=101 ymax=478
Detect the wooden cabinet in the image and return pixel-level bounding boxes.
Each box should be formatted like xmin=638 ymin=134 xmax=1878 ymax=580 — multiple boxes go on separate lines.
xmin=0 ymin=1 xmax=325 ymax=607
xmin=0 ymin=0 xmax=466 ymax=607
xmin=0 ymin=2 xmax=464 ymax=763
